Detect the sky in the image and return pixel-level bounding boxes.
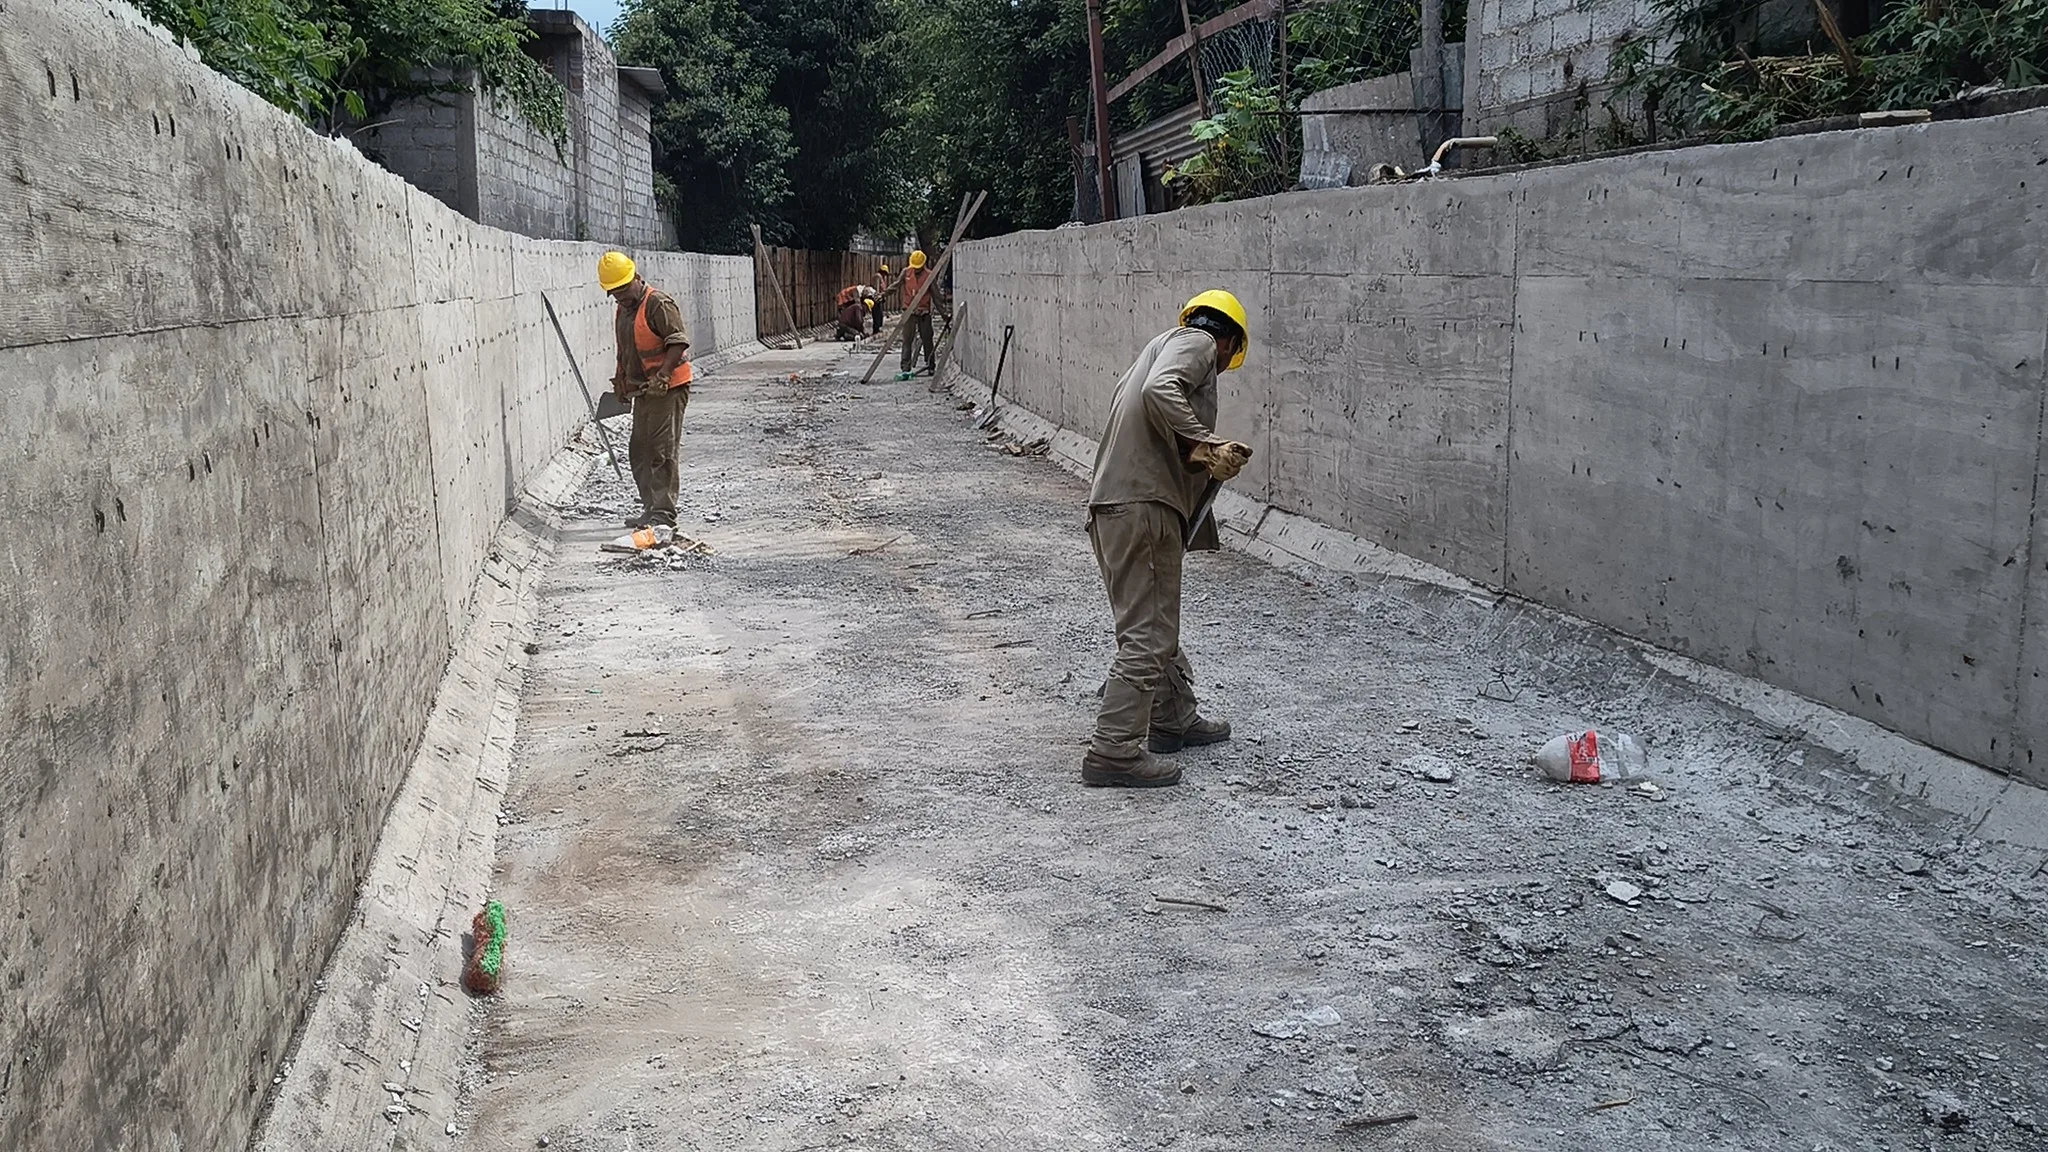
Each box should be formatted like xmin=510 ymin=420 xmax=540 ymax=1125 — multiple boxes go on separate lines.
xmin=542 ymin=0 xmax=623 ymax=40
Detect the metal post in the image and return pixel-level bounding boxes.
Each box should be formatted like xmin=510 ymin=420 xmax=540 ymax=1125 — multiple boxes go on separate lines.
xmin=1277 ymin=0 xmax=1290 ymax=177
xmin=1085 ymin=0 xmax=1117 ymax=221
xmin=1178 ymin=0 xmax=1209 ymax=118
xmin=1419 ymin=0 xmax=1445 ymax=153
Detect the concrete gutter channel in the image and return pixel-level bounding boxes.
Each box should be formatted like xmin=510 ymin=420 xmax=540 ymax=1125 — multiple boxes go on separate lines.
xmin=944 ymin=366 xmax=2048 ymax=855
xmin=264 ymin=340 xmax=2039 ymax=1147
xmin=252 ymin=342 xmax=764 ymax=1148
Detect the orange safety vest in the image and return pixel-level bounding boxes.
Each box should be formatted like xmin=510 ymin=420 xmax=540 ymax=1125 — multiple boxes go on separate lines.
xmin=903 ymin=267 xmax=932 ymax=312
xmin=629 ymin=292 xmax=694 ymax=386
xmin=837 ymin=284 xmax=861 ymax=307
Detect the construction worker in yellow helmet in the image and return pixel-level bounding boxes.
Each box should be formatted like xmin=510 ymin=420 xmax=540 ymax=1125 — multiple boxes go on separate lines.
xmin=897 ymin=249 xmax=937 ymax=375
xmin=1080 ymin=289 xmax=1253 ymax=788
xmin=597 ymin=250 xmax=694 ymax=530
xmin=870 ymin=262 xmax=891 ymax=335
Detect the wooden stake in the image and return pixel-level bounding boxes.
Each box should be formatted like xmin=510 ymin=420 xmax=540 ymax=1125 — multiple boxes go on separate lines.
xmin=860 ymin=190 xmax=987 ymax=385
xmin=751 ymin=223 xmax=802 ymax=348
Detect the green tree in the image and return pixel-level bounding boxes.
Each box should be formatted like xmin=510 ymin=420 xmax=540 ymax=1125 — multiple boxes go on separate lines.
xmin=613 ymin=0 xmax=796 ymax=253
xmin=137 ymin=0 xmax=566 ymax=137
xmin=881 ymin=0 xmax=1092 ymax=236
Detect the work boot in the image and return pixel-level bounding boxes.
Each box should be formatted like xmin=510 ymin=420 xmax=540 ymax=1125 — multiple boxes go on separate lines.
xmin=1148 ymin=716 xmax=1231 ymax=754
xmin=624 ymin=513 xmax=651 ymax=529
xmin=1081 ymin=748 xmax=1183 ymax=788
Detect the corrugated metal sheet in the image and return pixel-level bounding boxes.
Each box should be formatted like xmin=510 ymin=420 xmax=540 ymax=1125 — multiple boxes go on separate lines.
xmin=1099 ymin=102 xmax=1203 ymax=215
xmin=1114 ymin=102 xmax=1204 ymax=188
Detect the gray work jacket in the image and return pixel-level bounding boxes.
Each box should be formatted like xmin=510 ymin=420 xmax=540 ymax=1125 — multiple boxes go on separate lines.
xmin=1088 ymin=326 xmax=1229 ymax=550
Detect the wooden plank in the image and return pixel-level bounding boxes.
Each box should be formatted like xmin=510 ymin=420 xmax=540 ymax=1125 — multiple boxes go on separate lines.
xmin=751 ymin=225 xmax=802 ymax=348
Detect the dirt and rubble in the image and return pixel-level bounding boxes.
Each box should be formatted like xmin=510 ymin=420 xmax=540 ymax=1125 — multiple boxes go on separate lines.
xmin=452 ymin=342 xmax=2048 ymax=1152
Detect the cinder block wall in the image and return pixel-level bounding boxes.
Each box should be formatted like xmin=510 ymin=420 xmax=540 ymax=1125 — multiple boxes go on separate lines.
xmin=1462 ymin=0 xmax=1654 ymax=142
xmin=475 ymin=89 xmax=580 ymax=241
xmin=953 ymin=110 xmax=2048 ymax=788
xmin=0 ymin=4 xmax=753 ymax=1150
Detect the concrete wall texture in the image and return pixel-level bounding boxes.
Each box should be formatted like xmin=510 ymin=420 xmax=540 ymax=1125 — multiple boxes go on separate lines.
xmin=952 ymin=108 xmax=2048 ymax=788
xmin=0 ymin=3 xmax=753 ymax=1150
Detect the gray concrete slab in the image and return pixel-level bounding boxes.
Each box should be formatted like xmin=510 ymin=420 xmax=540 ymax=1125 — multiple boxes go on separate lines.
xmin=1506 ymin=273 xmax=2044 ymax=768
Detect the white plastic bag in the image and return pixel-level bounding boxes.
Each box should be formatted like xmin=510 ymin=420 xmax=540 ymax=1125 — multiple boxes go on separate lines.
xmin=1534 ymin=730 xmax=1647 ymax=784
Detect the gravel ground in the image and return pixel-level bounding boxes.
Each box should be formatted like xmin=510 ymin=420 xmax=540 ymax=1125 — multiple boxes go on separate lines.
xmin=456 ymin=342 xmax=2048 ymax=1152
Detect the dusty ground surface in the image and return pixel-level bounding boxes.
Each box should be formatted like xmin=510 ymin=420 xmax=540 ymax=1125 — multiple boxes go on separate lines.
xmin=455 ymin=341 xmax=2048 ymax=1152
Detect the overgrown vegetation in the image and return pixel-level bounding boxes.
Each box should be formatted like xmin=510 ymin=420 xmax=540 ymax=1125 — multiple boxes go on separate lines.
xmin=1162 ymin=70 xmax=1286 ymax=204
xmin=1615 ymin=0 xmax=2048 ymax=142
xmin=137 ymin=0 xmax=567 ymax=139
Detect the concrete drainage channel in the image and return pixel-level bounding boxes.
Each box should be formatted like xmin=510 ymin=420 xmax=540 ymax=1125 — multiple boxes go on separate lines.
xmin=250 ymin=428 xmax=606 ymax=1149
xmin=937 ymin=365 xmax=2048 ymax=859
xmin=320 ymin=343 xmax=2048 ymax=1152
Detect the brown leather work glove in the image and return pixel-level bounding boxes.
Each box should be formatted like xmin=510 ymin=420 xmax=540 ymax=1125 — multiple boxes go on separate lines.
xmin=1188 ymin=440 xmax=1253 ymax=481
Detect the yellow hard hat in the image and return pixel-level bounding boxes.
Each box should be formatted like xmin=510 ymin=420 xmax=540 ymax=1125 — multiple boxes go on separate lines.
xmin=909 ymin=250 xmax=927 ymax=269
xmin=598 ymin=250 xmax=637 ymax=291
xmin=879 ymin=263 xmax=890 ymax=274
xmin=1180 ymin=289 xmax=1249 ymax=371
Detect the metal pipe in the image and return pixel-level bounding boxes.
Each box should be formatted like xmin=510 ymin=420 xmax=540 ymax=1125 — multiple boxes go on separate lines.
xmin=1085 ymin=0 xmax=1118 ymax=220
xmin=1427 ymin=135 xmax=1498 ymax=173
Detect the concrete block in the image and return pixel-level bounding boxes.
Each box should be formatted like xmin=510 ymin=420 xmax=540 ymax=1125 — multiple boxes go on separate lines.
xmin=1506 ymin=274 xmax=2044 ymax=767
xmin=1550 ymin=8 xmax=1595 ymax=48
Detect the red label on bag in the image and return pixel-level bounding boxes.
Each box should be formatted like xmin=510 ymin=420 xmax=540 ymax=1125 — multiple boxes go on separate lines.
xmin=1567 ymin=730 xmax=1602 ymax=783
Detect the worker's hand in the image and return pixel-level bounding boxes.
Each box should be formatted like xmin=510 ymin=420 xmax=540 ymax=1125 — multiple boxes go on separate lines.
xmin=1189 ymin=440 xmax=1253 ymax=481
xmin=639 ymin=375 xmax=668 ymax=398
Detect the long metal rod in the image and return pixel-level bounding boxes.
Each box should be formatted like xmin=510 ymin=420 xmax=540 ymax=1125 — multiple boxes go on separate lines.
xmin=1085 ymin=0 xmax=1117 ymax=220
xmin=1178 ymin=0 xmax=1209 ymax=118
xmin=1108 ymin=0 xmax=1283 ymax=104
xmin=861 ymin=190 xmax=988 ymax=385
xmin=539 ymin=290 xmax=625 ymax=482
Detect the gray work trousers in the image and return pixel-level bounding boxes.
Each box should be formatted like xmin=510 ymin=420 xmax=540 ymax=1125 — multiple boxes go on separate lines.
xmin=900 ymin=312 xmax=935 ymax=372
xmin=629 ymin=384 xmax=688 ymax=527
xmin=1088 ymin=501 xmax=1199 ymax=758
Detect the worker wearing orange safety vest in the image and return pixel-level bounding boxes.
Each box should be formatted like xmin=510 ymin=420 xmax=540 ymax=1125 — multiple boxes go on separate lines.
xmin=598 ymin=250 xmax=692 ymax=530
xmin=897 ymin=250 xmax=937 ymax=375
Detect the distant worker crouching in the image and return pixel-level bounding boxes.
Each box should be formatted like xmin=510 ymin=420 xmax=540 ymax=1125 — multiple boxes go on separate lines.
xmin=835 ymin=283 xmax=874 ymax=341
xmin=1081 ymin=291 xmax=1254 ymax=788
xmin=599 ymin=250 xmax=692 ymax=530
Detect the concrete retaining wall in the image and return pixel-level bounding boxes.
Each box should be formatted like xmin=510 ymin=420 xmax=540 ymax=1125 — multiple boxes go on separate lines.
xmin=0 ymin=4 xmax=752 ymax=1150
xmin=953 ymin=109 xmax=2048 ymax=786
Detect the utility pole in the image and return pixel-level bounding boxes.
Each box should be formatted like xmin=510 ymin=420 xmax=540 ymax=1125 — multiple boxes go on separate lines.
xmin=1419 ymin=0 xmax=1445 ymax=153
xmin=1085 ymin=0 xmax=1117 ymax=221
xmin=1178 ymin=0 xmax=1209 ymax=118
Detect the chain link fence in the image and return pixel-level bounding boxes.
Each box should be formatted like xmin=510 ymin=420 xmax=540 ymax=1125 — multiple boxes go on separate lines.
xmin=1157 ymin=0 xmax=1454 ymax=205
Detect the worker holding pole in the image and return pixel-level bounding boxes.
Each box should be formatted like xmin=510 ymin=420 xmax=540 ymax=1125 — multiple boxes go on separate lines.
xmin=1081 ymin=291 xmax=1254 ymax=788
xmin=898 ymin=250 xmax=938 ymax=375
xmin=598 ymin=250 xmax=692 ymax=531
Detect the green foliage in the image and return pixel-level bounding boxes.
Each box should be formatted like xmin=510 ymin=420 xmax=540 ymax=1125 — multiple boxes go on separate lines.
xmin=615 ymin=0 xmax=901 ymax=251
xmin=877 ymin=0 xmax=1092 ymax=238
xmin=1163 ymin=69 xmax=1283 ymax=204
xmin=1287 ymin=0 xmax=1464 ymax=95
xmin=136 ymin=0 xmax=567 ymax=139
xmin=613 ymin=0 xmax=794 ymax=252
xmin=1618 ymin=0 xmax=2048 ymax=142
xmin=137 ymin=0 xmax=362 ymax=119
